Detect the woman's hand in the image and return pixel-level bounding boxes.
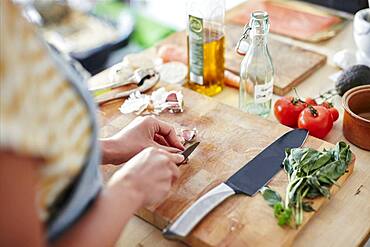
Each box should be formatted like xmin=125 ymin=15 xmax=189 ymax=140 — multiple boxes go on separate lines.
xmin=108 ymin=147 xmax=183 ymax=206
xmin=101 ymin=116 xmax=184 ymax=165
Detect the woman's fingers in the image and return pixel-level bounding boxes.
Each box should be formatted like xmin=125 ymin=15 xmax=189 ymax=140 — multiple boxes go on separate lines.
xmin=154 ymin=133 xmax=169 ymax=146
xmin=168 ymin=152 xmax=185 ymax=164
xmin=166 ymin=159 xmax=181 ymax=184
xmin=156 ymin=150 xmax=182 ymax=184
xmin=168 ymin=163 xmax=180 ymax=183
xmin=112 ymin=147 xmax=182 ymax=206
xmin=158 ymin=148 xmax=184 ymax=163
xmin=156 ymin=143 xmax=182 ymax=153
xmin=154 ymin=119 xmax=185 ymax=150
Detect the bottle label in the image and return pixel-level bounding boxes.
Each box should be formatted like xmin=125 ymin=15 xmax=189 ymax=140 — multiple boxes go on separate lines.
xmin=254 ymin=82 xmax=273 ymax=103
xmin=188 ymin=15 xmax=204 ymax=85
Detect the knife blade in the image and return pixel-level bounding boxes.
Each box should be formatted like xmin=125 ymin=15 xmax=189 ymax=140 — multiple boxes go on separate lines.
xmin=163 ymin=128 xmax=308 ymax=240
xmin=179 ymin=142 xmax=200 ymax=165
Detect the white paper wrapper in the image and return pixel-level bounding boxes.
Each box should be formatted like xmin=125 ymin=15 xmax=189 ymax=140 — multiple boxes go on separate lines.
xmin=332 ymin=49 xmax=357 ymax=70
xmin=119 ymin=91 xmax=150 ymax=114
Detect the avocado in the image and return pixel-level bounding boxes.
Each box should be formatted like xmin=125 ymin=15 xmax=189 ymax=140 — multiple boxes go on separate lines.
xmin=335 ymin=65 xmax=370 ymax=96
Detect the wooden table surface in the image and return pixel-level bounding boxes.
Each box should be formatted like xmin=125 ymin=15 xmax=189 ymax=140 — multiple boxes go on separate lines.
xmin=89 ymin=14 xmax=370 ymax=247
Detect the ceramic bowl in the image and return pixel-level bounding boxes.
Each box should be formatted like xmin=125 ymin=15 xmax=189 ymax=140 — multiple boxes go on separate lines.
xmin=342 ymin=85 xmax=370 ymax=150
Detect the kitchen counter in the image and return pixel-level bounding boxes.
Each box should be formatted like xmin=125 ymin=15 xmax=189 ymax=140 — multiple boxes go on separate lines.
xmin=89 ymin=10 xmax=370 ymax=247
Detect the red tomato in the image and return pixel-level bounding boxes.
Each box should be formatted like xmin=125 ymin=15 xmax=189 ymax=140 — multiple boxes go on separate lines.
xmin=304 ymin=97 xmax=317 ymax=106
xmin=298 ymin=106 xmax=333 ymax=139
xmin=320 ymin=101 xmax=339 ymax=122
xmin=274 ymin=96 xmax=306 ymax=128
xmin=328 ymin=107 xmax=339 ymax=122
xmin=320 ymin=101 xmax=332 ymax=108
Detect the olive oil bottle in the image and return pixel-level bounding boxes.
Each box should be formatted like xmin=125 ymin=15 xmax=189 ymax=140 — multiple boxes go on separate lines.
xmin=186 ymin=0 xmax=225 ymax=96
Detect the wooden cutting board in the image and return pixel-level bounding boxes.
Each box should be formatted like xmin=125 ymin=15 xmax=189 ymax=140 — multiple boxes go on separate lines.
xmin=156 ymin=25 xmax=326 ymax=96
xmin=99 ymin=83 xmax=354 ymax=247
xmin=225 ymin=0 xmax=346 ymax=42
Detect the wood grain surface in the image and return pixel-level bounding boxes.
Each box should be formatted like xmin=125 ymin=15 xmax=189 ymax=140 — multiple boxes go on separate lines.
xmin=90 ymin=10 xmax=370 ymax=247
xmin=155 ymin=25 xmax=326 ymax=96
xmin=98 ymin=83 xmax=355 ymax=247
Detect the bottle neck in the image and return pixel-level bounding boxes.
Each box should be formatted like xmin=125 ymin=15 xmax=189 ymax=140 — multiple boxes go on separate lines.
xmin=250 ymin=32 xmax=268 ymax=50
xmin=248 ymin=16 xmax=269 ymax=49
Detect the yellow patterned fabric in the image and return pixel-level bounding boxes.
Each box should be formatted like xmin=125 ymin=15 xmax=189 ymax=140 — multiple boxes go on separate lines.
xmin=0 ymin=2 xmax=93 ymax=221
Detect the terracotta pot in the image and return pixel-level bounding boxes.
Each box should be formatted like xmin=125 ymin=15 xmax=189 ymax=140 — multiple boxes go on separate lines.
xmin=342 ymin=85 xmax=370 ymax=150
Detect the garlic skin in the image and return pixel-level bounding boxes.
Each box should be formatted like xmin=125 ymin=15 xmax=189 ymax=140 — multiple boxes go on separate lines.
xmin=119 ymin=91 xmax=150 ymax=114
xmin=119 ymin=87 xmax=184 ymax=115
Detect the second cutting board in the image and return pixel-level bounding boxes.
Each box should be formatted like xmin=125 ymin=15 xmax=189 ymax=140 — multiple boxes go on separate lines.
xmin=156 ymin=25 xmax=326 ymax=96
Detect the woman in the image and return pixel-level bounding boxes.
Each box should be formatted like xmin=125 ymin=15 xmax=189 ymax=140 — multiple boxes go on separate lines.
xmin=0 ymin=2 xmax=184 ymax=246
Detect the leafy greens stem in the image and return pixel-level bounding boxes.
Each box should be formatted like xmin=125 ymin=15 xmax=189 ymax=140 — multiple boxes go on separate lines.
xmin=261 ymin=142 xmax=352 ymax=228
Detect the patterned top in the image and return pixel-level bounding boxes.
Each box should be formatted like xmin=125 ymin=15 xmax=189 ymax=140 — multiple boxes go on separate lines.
xmin=0 ymin=2 xmax=93 ymax=222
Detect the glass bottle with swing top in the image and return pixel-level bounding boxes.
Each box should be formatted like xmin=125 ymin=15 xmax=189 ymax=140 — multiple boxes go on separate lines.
xmin=236 ymin=11 xmax=274 ymax=118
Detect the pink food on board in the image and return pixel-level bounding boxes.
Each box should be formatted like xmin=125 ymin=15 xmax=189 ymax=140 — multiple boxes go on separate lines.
xmin=158 ymin=44 xmax=188 ymax=64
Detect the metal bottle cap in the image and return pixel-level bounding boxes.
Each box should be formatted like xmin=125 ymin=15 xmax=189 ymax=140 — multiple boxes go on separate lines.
xmin=235 ymin=11 xmax=269 ymax=56
xmin=235 ymin=24 xmax=251 ymax=56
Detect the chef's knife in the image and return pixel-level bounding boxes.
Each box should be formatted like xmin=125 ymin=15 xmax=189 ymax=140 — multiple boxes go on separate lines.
xmin=163 ymin=128 xmax=308 ymax=240
xmin=179 ymin=142 xmax=200 ymax=165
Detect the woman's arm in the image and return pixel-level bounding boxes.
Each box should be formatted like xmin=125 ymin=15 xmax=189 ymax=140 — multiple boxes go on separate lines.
xmin=53 ymin=171 xmax=144 ymax=247
xmin=0 ymin=151 xmax=142 ymax=247
xmin=0 ymin=151 xmax=45 ymax=247
xmin=0 ymin=147 xmax=183 ymax=247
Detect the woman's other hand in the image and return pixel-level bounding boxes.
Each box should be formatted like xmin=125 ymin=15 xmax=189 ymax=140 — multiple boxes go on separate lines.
xmin=101 ymin=116 xmax=184 ymax=165
xmin=108 ymin=147 xmax=183 ymax=206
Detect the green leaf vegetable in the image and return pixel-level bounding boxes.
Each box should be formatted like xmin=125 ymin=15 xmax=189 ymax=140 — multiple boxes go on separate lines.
xmin=261 ymin=141 xmax=352 ymax=228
